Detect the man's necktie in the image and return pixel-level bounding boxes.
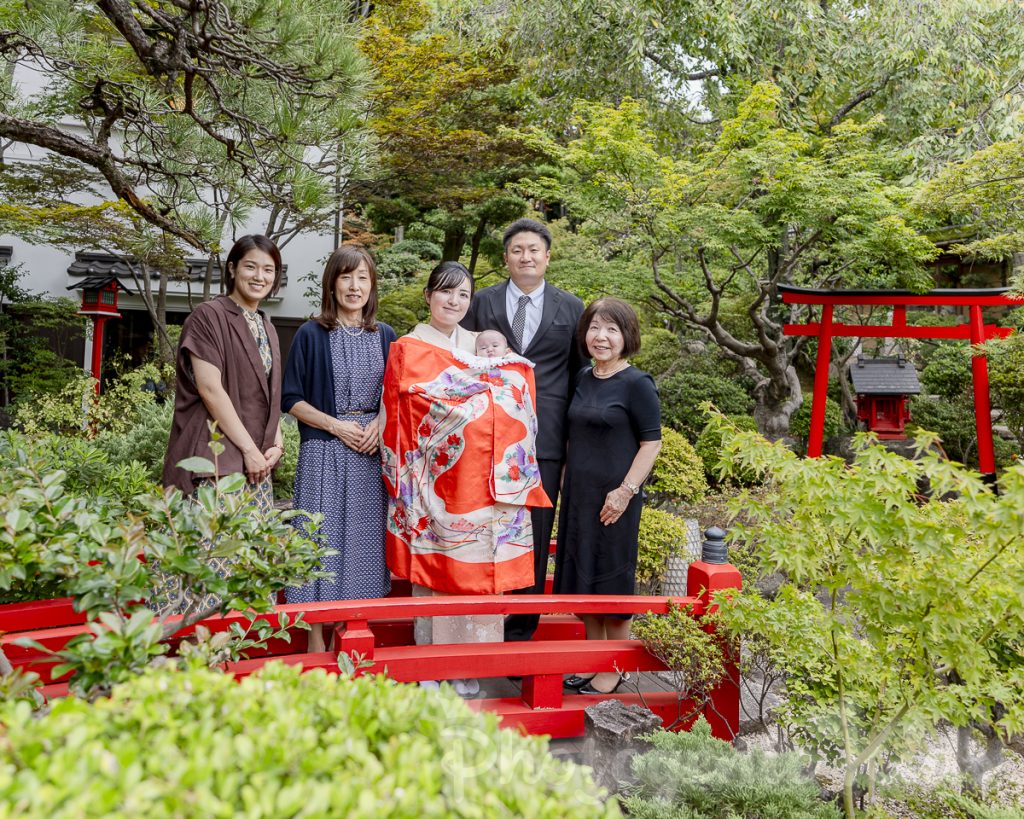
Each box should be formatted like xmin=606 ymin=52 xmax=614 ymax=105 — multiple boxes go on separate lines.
xmin=512 ymin=294 xmax=530 ymax=350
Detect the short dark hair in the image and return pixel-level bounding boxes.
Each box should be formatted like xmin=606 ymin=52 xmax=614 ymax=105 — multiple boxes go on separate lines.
xmin=224 ymin=235 xmax=283 ymax=296
xmin=577 ymin=297 xmax=642 ymax=360
xmin=502 ymin=218 xmax=552 ymax=251
xmin=424 ymin=261 xmax=474 ymax=296
xmin=315 ymin=245 xmax=379 ymax=331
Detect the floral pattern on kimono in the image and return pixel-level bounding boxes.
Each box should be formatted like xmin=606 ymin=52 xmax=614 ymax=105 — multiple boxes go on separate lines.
xmin=380 ymin=338 xmax=551 ymax=595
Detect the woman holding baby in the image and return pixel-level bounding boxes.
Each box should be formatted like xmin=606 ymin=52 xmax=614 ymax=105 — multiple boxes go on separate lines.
xmin=380 ymin=261 xmax=550 ymax=696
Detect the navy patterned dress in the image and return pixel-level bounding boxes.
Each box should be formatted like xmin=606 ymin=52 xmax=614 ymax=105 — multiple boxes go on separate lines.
xmin=286 ymin=329 xmax=390 ymax=603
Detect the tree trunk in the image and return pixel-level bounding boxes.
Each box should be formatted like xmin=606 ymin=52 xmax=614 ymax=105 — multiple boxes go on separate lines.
xmin=441 ymin=226 xmax=466 ymax=262
xmin=467 ymin=214 xmax=488 ymax=276
xmin=753 ymin=360 xmax=803 ymax=439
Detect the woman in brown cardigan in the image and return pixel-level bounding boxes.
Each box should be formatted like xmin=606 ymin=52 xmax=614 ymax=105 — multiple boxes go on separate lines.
xmin=157 ymin=235 xmax=285 ymax=615
xmin=163 ymin=235 xmax=285 ymax=496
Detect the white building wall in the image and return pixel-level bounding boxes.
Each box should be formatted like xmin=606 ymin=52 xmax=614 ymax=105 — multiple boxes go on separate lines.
xmin=2 ymin=59 xmax=336 ymax=322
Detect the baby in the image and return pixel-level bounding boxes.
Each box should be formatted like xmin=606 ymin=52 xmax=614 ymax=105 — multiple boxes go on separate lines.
xmin=475 ymin=329 xmax=510 ymax=358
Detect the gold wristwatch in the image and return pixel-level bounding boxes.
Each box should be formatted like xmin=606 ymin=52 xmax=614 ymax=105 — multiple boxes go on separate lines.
xmin=621 ymin=479 xmax=640 ymax=495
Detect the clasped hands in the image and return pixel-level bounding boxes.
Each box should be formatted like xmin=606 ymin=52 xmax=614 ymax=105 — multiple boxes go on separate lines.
xmin=243 ymin=443 xmax=284 ymax=485
xmin=332 ymin=417 xmax=380 ymax=454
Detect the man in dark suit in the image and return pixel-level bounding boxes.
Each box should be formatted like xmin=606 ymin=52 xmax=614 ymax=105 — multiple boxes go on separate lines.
xmin=462 ymin=218 xmax=584 ymax=642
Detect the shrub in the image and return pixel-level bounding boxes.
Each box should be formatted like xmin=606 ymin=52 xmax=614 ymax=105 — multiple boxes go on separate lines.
xmin=0 ymin=663 xmax=618 ymax=817
xmin=909 ymin=395 xmax=1019 ymax=468
xmin=986 ymin=332 xmax=1024 ymax=451
xmin=377 ymin=249 xmax=428 ymax=278
xmin=390 ymin=238 xmax=443 ymax=261
xmin=632 ymin=604 xmax=725 ymax=721
xmin=92 ymin=400 xmax=173 ymax=482
xmin=623 ymin=716 xmax=840 ymax=819
xmin=274 ymin=415 xmax=301 ymax=499
xmin=694 ymin=415 xmax=759 ymax=484
xmin=659 ymin=371 xmax=754 ymax=440
xmin=0 ymin=429 xmax=324 ymax=696
xmin=13 ymin=361 xmax=172 ymax=437
xmin=919 ymin=343 xmax=972 ymax=400
xmin=707 ymin=413 xmax=1024 ymax=817
xmin=789 ymin=396 xmax=843 ymax=446
xmin=647 ymin=427 xmax=707 ymax=507
xmin=632 ymin=328 xmax=682 ymax=378
xmin=377 ymin=277 xmax=427 ymax=336
xmin=636 ymin=507 xmax=695 ymax=592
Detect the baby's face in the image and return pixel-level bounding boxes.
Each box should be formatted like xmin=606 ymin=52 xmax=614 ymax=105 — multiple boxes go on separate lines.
xmin=476 ymin=333 xmax=509 ymax=357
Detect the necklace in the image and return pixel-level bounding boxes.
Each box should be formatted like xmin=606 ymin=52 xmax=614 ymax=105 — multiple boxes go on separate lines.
xmin=593 ymin=361 xmax=629 ymax=379
xmin=339 ymin=322 xmax=364 ymax=337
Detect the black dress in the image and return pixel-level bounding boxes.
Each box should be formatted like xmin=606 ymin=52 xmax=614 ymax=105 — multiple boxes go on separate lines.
xmin=553 ymin=366 xmax=661 ymax=613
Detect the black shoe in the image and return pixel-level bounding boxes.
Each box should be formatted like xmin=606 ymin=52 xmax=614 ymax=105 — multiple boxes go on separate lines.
xmin=579 ymin=673 xmax=630 ymax=695
xmin=563 ymin=674 xmax=596 ymax=690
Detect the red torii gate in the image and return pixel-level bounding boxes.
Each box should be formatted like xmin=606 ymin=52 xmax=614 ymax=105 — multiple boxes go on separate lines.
xmin=779 ymin=285 xmax=1024 ymax=478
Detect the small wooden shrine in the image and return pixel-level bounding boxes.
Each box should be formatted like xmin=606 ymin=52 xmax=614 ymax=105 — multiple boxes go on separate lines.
xmin=850 ymin=355 xmax=921 ymax=439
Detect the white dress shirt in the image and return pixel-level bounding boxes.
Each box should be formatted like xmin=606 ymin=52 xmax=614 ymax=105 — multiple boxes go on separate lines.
xmin=506 ymin=279 xmax=545 ymax=350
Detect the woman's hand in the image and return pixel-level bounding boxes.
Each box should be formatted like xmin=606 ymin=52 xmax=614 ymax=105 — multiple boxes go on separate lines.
xmin=356 ymin=416 xmax=380 ymax=455
xmin=263 ymin=443 xmax=284 ymax=470
xmin=599 ymin=486 xmax=633 ymax=526
xmin=243 ymin=448 xmax=272 ymax=485
xmin=332 ymin=419 xmax=366 ymax=451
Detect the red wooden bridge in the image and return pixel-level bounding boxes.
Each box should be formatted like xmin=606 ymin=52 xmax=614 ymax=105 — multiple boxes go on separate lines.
xmin=1 ymin=559 xmax=741 ymax=740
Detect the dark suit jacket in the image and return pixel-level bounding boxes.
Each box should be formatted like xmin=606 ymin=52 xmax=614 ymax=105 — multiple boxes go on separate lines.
xmin=463 ymin=280 xmax=584 ymax=460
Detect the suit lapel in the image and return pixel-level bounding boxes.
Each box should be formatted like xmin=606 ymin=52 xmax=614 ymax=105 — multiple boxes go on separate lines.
xmin=491 ymin=281 xmax=517 ymax=348
xmin=525 ymin=284 xmax=559 ymax=356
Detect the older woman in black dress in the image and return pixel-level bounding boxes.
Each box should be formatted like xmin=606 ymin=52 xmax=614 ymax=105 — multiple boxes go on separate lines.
xmin=554 ymin=297 xmax=662 ymax=695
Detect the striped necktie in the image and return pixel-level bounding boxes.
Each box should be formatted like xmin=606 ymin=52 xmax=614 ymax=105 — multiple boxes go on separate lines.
xmin=512 ymin=294 xmax=530 ymax=350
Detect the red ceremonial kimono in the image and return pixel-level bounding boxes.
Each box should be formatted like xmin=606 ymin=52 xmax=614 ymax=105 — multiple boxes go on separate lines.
xmin=380 ymin=338 xmax=551 ymax=594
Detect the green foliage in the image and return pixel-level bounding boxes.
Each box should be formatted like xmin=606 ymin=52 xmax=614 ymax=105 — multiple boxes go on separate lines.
xmin=0 ymin=662 xmax=618 ymax=817
xmin=0 ymin=429 xmax=324 ymax=697
xmin=274 ymin=416 xmax=301 ymax=500
xmin=636 ymin=507 xmax=696 ymax=592
xmin=647 ymin=427 xmax=707 ymax=507
xmin=986 ymin=333 xmax=1024 ymax=452
xmin=694 ymin=415 xmax=759 ymax=484
xmin=706 ymin=413 xmax=1024 ymax=817
xmin=377 ymin=249 xmax=430 ymax=279
xmin=659 ymin=371 xmax=754 ymax=441
xmin=0 ymin=265 xmax=82 ymax=405
xmin=909 ymin=395 xmax=1018 ymax=469
xmin=789 ymin=397 xmax=843 ymax=445
xmin=13 ymin=361 xmax=173 ymax=437
xmin=632 ymin=328 xmax=683 ymax=378
xmin=632 ymin=604 xmax=725 ymax=711
xmin=390 ymin=238 xmax=443 ymax=261
xmin=0 ymin=1 xmax=371 ymax=252
xmin=919 ymin=344 xmax=972 ymax=400
xmin=917 ymin=135 xmax=1024 ymax=266
xmin=377 ymin=276 xmax=428 ymax=336
xmin=91 ymin=400 xmax=174 ymax=483
xmin=623 ymin=716 xmax=839 ymax=819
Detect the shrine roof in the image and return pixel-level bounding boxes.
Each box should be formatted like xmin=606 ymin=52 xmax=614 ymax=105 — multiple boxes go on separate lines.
xmin=849 ymin=357 xmax=922 ymax=396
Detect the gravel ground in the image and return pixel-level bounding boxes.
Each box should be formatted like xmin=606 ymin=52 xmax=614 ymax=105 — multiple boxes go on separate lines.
xmin=742 ymin=725 xmax=1024 ymax=817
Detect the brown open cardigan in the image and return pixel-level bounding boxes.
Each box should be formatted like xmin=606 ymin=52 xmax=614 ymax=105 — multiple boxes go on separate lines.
xmin=162 ymin=295 xmax=282 ymax=495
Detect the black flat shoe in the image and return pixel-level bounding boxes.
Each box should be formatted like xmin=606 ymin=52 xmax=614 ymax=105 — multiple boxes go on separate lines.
xmin=579 ymin=673 xmax=630 ymax=695
xmin=563 ymin=674 xmax=596 ymax=690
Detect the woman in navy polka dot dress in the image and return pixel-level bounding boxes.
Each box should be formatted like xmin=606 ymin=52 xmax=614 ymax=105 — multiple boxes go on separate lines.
xmin=281 ymin=246 xmax=397 ymax=652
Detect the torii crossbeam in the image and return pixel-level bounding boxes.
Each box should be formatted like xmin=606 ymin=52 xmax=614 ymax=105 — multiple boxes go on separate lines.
xmin=779 ymin=285 xmax=1024 ymax=478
